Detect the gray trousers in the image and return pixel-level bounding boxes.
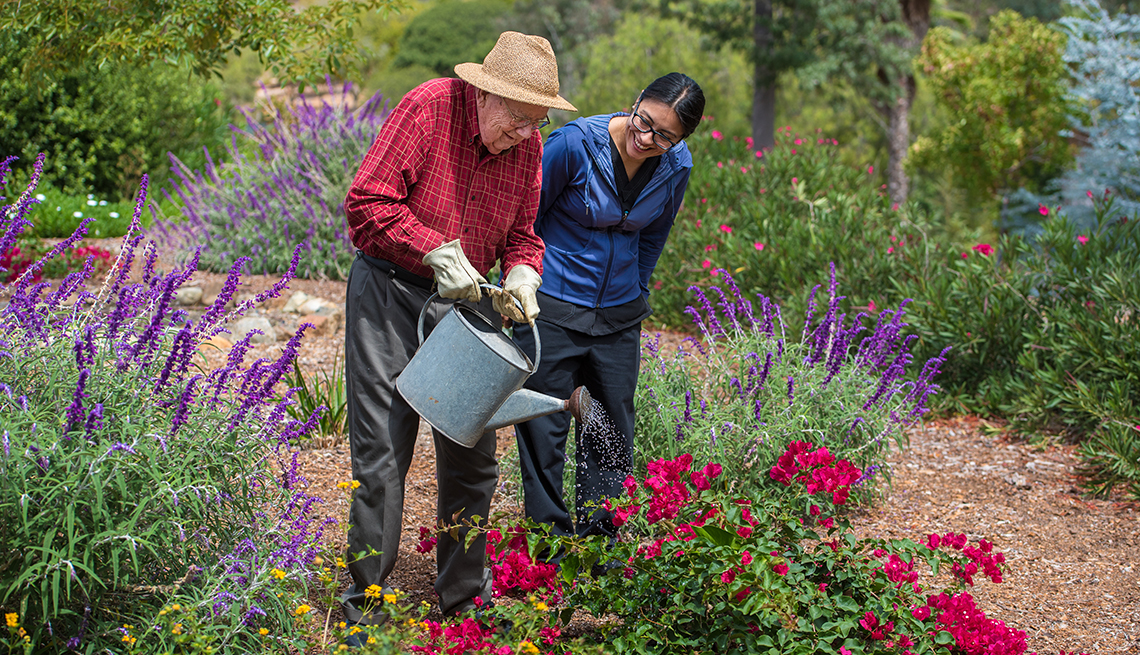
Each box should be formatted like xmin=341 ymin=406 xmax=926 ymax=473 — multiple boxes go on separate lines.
xmin=341 ymin=254 xmax=496 ymax=621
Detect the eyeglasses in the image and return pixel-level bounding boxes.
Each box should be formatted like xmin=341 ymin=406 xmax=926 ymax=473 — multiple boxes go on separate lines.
xmin=502 ymin=99 xmax=550 ymax=130
xmin=629 ymin=100 xmax=677 ymax=150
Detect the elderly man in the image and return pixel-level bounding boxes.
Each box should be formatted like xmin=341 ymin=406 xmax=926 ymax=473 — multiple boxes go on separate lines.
xmin=340 ymin=31 xmax=576 ymax=627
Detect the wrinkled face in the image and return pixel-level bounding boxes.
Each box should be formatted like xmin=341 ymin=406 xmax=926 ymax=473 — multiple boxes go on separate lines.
xmin=475 ymin=91 xmax=549 ymax=155
xmin=623 ymin=97 xmax=684 ymax=161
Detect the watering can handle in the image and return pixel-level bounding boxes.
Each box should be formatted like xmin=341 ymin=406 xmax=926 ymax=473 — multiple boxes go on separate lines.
xmin=416 ymin=284 xmax=541 ymax=374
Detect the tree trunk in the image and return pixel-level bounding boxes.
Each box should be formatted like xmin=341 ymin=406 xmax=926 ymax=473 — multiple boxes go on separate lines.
xmin=885 ymin=77 xmax=915 ymax=205
xmin=881 ymin=0 xmax=931 ymax=205
xmin=752 ymin=0 xmax=775 ymax=151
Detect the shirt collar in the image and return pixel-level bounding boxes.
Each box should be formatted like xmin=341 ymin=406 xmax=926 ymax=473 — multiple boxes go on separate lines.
xmin=464 ymin=82 xmax=482 ymax=148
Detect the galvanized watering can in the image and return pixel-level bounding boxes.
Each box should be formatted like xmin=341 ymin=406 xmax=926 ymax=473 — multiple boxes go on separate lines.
xmin=397 ymin=285 xmax=591 ymax=448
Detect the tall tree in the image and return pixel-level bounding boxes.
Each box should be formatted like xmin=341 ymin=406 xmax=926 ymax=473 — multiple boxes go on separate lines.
xmin=654 ymin=0 xmax=818 ymax=150
xmin=0 ymin=0 xmax=404 ymax=85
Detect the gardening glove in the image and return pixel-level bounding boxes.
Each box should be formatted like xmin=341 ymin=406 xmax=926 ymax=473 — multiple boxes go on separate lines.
xmin=423 ymin=240 xmax=486 ymax=303
xmin=495 ymin=264 xmax=542 ymax=323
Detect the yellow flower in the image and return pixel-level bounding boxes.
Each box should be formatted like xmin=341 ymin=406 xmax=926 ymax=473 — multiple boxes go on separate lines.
xmin=518 ymin=640 xmax=539 ymax=655
xmin=534 ymin=601 xmax=548 ymax=612
xmin=313 ymin=556 xmax=324 ymax=566
xmin=338 ymin=621 xmax=347 ymax=629
xmin=338 ymin=645 xmax=348 ymax=652
xmin=364 ymin=584 xmax=383 ymax=599
xmin=336 ymin=481 xmax=351 ymax=489
xmin=383 ymin=593 xmax=397 ymax=604
xmin=5 ymin=613 xmax=18 ymax=629
xmin=258 ymin=628 xmax=269 ymax=636
xmin=294 ymin=604 xmax=311 ymax=616
xmin=271 ymin=568 xmax=287 ymax=580
xmin=367 ymin=637 xmax=377 ymax=645
xmin=170 ymin=604 xmax=181 ymax=612
xmin=351 ymin=480 xmax=361 ymax=489
xmin=336 ymin=557 xmax=346 ymax=569
xmin=172 ymin=623 xmax=183 ymax=635
xmin=348 ymin=626 xmax=363 ymax=636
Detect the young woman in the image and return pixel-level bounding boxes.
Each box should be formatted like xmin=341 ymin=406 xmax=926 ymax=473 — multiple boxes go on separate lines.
xmin=512 ymin=72 xmax=705 ymax=542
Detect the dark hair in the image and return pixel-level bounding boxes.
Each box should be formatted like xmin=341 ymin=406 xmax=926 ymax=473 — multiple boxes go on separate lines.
xmin=638 ymin=73 xmax=705 ymax=138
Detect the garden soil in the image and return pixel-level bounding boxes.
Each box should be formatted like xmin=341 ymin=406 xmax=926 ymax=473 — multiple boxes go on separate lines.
xmin=111 ymin=252 xmax=1140 ymax=653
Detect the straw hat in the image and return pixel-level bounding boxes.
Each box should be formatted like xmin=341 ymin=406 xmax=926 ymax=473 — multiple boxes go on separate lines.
xmin=455 ymin=32 xmax=577 ymax=112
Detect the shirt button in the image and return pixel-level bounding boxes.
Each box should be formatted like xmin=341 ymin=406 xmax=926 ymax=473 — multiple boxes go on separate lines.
xmin=470 ymin=194 xmax=476 ymax=199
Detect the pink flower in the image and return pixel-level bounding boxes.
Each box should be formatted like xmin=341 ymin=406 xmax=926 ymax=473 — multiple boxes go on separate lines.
xmin=972 ymin=243 xmax=994 ymax=256
xmin=704 ymin=244 xmax=716 ymax=252
xmin=910 ymin=604 xmax=930 ymax=620
xmin=754 ymin=242 xmax=765 ymax=251
xmin=809 ymin=505 xmax=821 ymax=516
xmin=887 ymin=246 xmax=894 ymax=254
xmin=733 ymin=586 xmax=752 ymax=601
xmin=772 ymin=563 xmax=789 ymax=576
xmin=961 ymin=252 xmax=969 ymax=259
xmin=867 ymin=165 xmax=874 ymax=174
xmin=717 ymin=161 xmax=724 ymax=169
xmin=819 ymin=517 xmax=833 ymax=529
xmin=755 ymin=150 xmax=763 ymax=158
xmin=736 ymin=525 xmax=753 ymax=539
xmin=1087 ymin=190 xmax=1094 ymax=199
xmin=745 ymin=137 xmax=754 ymax=148
xmin=867 ymin=300 xmax=876 ymax=312
xmin=891 ymin=203 xmax=899 ymax=211
xmin=840 ymin=648 xmax=852 ymax=655
xmin=721 ymin=569 xmax=737 ymax=584
xmin=794 ymin=138 xmax=802 ymax=145
xmin=791 ymin=149 xmax=797 ymax=154
xmin=741 ymin=551 xmax=753 ymax=566
xmin=696 ymin=219 xmax=701 ymax=228
xmin=720 ymin=224 xmax=732 ymax=234
xmin=818 ymin=583 xmax=828 ymax=591
xmin=711 ymin=130 xmax=723 ymax=141
xmin=700 ymin=197 xmax=707 ymax=204
xmin=710 ymin=269 xmax=720 ymax=277
xmin=740 ymin=166 xmax=748 ymax=174
xmin=1039 ymin=204 xmax=1049 ymax=216
xmin=1077 ymin=235 xmax=1089 ymax=244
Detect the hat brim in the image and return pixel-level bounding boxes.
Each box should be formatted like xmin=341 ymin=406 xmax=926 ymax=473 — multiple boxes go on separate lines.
xmin=455 ymin=63 xmax=577 ymax=112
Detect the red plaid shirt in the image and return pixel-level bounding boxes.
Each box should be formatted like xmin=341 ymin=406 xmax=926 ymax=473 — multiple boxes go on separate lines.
xmin=345 ymin=78 xmax=545 ymax=279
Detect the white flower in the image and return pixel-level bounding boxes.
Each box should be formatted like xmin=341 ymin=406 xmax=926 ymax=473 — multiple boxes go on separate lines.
xmin=73 ymin=211 xmax=83 ymax=218
xmin=56 ymin=206 xmax=62 ymax=211
xmin=86 ymin=200 xmax=97 ymax=206
xmin=99 ymin=200 xmax=107 ymax=206
xmin=35 ymin=193 xmax=45 ymax=201
xmin=109 ymin=212 xmax=120 ymax=218
xmin=87 ymin=194 xmax=94 ymax=199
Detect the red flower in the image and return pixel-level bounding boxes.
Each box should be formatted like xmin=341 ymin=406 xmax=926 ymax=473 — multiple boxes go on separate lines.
xmin=972 ymin=243 xmax=994 ymax=256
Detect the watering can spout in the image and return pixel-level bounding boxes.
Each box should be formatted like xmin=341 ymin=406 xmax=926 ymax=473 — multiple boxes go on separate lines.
xmin=484 ymin=386 xmax=591 ymax=432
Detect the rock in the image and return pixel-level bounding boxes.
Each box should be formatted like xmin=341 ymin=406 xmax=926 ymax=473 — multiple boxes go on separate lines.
xmin=298 ymin=297 xmax=326 ymax=315
xmin=230 ymin=317 xmax=276 ymax=344
xmin=1003 ymin=472 xmax=1031 ymax=490
xmin=282 ymin=291 xmax=311 ymax=314
xmin=175 ymin=286 xmax=203 ymax=306
xmin=198 ymin=336 xmax=233 ymax=353
xmin=299 ymin=312 xmax=341 ymax=337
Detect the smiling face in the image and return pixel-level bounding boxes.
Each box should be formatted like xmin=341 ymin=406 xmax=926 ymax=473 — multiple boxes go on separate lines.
xmin=622 ymin=97 xmax=684 ymax=161
xmin=475 ymin=90 xmax=549 ymax=155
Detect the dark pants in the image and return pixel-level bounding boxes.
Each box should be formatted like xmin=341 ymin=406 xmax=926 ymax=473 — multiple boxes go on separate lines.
xmin=512 ymin=320 xmax=640 ymax=539
xmin=341 ymin=255 xmax=497 ymax=622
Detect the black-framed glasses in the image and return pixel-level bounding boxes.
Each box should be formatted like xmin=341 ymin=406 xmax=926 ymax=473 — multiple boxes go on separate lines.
xmin=629 ymin=100 xmax=678 ymax=150
xmin=503 ymin=100 xmax=551 ymax=130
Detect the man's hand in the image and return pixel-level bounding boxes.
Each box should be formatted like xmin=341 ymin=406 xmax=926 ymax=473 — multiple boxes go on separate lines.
xmin=495 ymin=265 xmax=542 ymax=323
xmin=423 ymin=240 xmax=486 ymax=302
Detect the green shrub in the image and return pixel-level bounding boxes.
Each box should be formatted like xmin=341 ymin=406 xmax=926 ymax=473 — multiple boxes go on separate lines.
xmin=637 ymin=267 xmax=947 ymax=503
xmin=649 ymin=130 xmax=962 ymax=331
xmin=905 ymin=195 xmax=1140 ymax=495
xmin=23 ymin=190 xmax=143 ymax=239
xmin=0 ymin=35 xmax=229 ymax=200
xmin=1 ymin=161 xmax=325 ymax=652
xmin=390 ymin=0 xmax=512 ymax=77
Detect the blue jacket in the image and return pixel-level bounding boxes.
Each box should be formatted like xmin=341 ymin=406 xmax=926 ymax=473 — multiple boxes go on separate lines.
xmin=535 ymin=113 xmax=693 ymax=308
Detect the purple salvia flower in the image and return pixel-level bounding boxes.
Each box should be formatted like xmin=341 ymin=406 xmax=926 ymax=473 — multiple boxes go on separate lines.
xmin=107 ymin=442 xmax=136 ymax=455
xmin=171 ymin=375 xmax=202 ymax=437
xmin=85 ymin=404 xmax=104 ymax=441
xmin=65 ymin=369 xmax=91 ymax=435
xmin=683 ymin=390 xmax=693 ymax=424
xmin=2 ymin=430 xmax=8 ymax=458
xmin=786 ymin=375 xmax=795 ymax=404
